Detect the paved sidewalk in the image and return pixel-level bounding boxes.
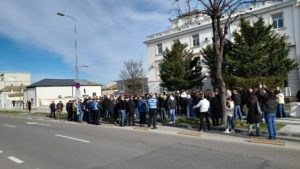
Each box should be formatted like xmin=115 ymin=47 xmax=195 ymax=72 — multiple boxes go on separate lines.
xmin=160 ymin=117 xmax=300 ymax=143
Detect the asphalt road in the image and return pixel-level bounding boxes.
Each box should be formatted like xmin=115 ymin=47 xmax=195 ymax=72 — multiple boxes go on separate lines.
xmin=1 ymin=114 xmax=300 ymax=169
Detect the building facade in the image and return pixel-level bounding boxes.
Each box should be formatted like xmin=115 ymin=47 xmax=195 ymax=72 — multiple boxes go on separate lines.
xmin=0 ymin=72 xmax=31 ymax=90
xmin=0 ymin=85 xmax=26 ymax=109
xmin=24 ymin=79 xmax=102 ymax=108
xmin=145 ymin=0 xmax=300 ymax=96
xmin=0 ymin=72 xmax=31 ymax=110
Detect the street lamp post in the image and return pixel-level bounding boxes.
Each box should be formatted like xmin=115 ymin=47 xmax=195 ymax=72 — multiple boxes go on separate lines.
xmin=57 ymin=12 xmax=78 ymax=83
xmin=57 ymin=12 xmax=80 ymax=120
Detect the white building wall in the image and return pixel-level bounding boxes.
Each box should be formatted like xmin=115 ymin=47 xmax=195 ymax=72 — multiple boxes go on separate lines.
xmin=26 ymin=86 xmax=102 ymax=108
xmin=72 ymin=86 xmax=102 ymax=97
xmin=25 ymin=88 xmax=36 ymax=107
xmin=36 ymin=87 xmax=73 ymax=100
xmin=146 ymin=0 xmax=300 ymax=95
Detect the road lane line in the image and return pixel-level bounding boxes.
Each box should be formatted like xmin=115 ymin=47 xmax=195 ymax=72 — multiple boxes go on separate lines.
xmin=55 ymin=134 xmax=90 ymax=143
xmin=26 ymin=122 xmax=50 ymax=127
xmin=7 ymin=156 xmax=24 ymax=164
xmin=3 ymin=124 xmax=16 ymax=128
xmin=0 ymin=150 xmax=3 ymax=154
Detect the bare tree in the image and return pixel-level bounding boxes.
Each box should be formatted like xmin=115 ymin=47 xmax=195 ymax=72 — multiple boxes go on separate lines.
xmin=170 ymin=0 xmax=198 ymax=16
xmin=196 ymin=0 xmax=280 ymax=124
xmin=120 ymin=59 xmax=145 ymax=94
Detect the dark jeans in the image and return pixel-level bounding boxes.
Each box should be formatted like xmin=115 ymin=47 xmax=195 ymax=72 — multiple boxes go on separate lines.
xmin=199 ymin=112 xmax=210 ymax=131
xmin=73 ymin=111 xmax=78 ymax=122
xmin=211 ymin=111 xmax=219 ymax=126
xmin=227 ymin=116 xmax=234 ymax=130
xmin=128 ymin=112 xmax=135 ymax=125
xmin=93 ymin=110 xmax=100 ymax=125
xmin=50 ymin=110 xmax=56 ymax=118
xmin=139 ymin=111 xmax=147 ymax=125
xmin=148 ymin=108 xmax=157 ymax=128
xmin=108 ymin=110 xmax=114 ymax=124
xmin=277 ymin=104 xmax=286 ymax=118
xmin=160 ymin=108 xmax=167 ymax=124
xmin=234 ymin=105 xmax=243 ymax=120
xmin=119 ymin=110 xmax=126 ymax=126
xmin=67 ymin=111 xmax=73 ymax=121
xmin=88 ymin=110 xmax=93 ymax=124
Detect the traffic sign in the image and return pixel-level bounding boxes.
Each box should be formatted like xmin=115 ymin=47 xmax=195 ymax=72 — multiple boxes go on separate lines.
xmin=75 ymin=82 xmax=80 ymax=89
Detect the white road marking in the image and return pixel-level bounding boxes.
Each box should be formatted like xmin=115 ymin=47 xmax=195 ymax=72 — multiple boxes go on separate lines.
xmin=7 ymin=156 xmax=24 ymax=164
xmin=0 ymin=150 xmax=3 ymax=154
xmin=55 ymin=134 xmax=90 ymax=143
xmin=3 ymin=124 xmax=16 ymax=128
xmin=26 ymin=122 xmax=50 ymax=127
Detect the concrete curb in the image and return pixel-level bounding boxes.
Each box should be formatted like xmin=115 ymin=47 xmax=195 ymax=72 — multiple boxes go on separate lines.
xmin=161 ymin=123 xmax=300 ymax=143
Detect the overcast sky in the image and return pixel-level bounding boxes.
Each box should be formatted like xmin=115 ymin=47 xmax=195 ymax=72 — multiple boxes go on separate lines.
xmin=0 ymin=0 xmax=172 ymax=84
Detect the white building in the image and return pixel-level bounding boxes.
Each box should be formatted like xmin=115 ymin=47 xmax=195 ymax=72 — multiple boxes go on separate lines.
xmin=145 ymin=0 xmax=300 ymax=96
xmin=24 ymin=79 xmax=102 ymax=108
xmin=0 ymin=72 xmax=31 ymax=90
xmin=0 ymin=85 xmax=26 ymax=110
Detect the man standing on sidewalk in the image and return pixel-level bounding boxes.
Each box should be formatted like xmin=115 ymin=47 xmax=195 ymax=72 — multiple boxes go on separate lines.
xmin=193 ymin=93 xmax=210 ymax=131
xmin=259 ymin=84 xmax=278 ymax=140
xmin=49 ymin=101 xmax=56 ymax=118
xmin=56 ymin=101 xmax=63 ymax=120
xmin=148 ymin=94 xmax=158 ymax=129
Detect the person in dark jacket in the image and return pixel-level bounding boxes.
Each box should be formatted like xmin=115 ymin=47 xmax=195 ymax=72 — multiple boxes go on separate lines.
xmin=138 ymin=96 xmax=148 ymax=127
xmin=49 ymin=101 xmax=56 ymax=118
xmin=104 ymin=95 xmax=115 ymax=124
xmin=66 ymin=100 xmax=74 ymax=121
xmin=232 ymin=90 xmax=243 ymax=120
xmin=127 ymin=96 xmax=136 ymax=126
xmin=210 ymin=92 xmax=221 ymax=126
xmin=27 ymin=100 xmax=32 ymax=113
xmin=247 ymin=94 xmax=261 ymax=136
xmin=116 ymin=96 xmax=127 ymax=127
xmin=258 ymin=85 xmax=278 ymax=140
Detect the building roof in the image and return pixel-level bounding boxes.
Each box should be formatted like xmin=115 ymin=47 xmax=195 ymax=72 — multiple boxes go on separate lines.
xmin=27 ymin=79 xmax=101 ymax=88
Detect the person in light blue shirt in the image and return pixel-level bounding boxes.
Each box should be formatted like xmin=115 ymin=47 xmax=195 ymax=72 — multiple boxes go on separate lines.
xmin=148 ymin=94 xmax=158 ymax=129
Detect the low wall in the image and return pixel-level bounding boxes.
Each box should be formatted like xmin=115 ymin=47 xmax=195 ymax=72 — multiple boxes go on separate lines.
xmin=289 ymin=102 xmax=300 ymax=117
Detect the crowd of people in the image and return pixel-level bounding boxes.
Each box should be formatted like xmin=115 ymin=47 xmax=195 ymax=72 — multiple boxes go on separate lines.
xmin=49 ymin=84 xmax=287 ymax=140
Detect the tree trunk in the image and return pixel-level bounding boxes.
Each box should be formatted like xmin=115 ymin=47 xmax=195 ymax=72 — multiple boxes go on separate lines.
xmin=211 ymin=12 xmax=227 ymax=125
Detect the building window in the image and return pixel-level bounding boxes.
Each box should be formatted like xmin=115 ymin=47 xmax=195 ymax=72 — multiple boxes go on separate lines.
xmin=192 ymin=34 xmax=200 ymax=47
xmin=156 ymin=43 xmax=163 ymax=55
xmin=272 ymin=13 xmax=283 ymax=29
